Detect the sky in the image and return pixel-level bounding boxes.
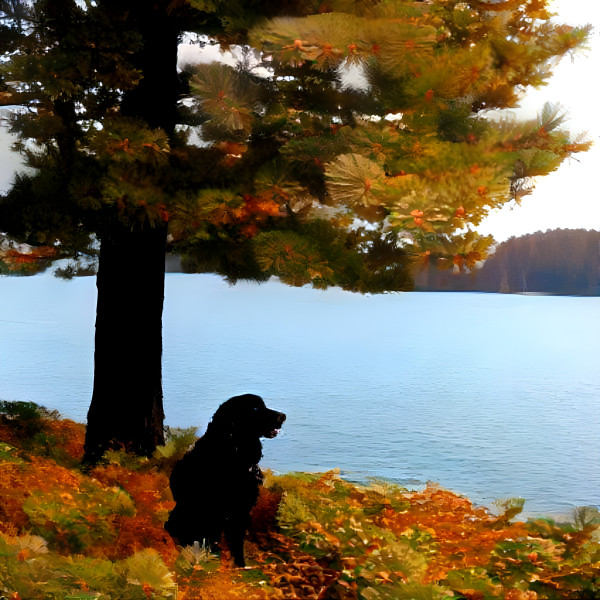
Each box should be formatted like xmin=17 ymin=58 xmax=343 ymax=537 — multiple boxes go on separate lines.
xmin=1 ymin=0 xmax=598 ymax=243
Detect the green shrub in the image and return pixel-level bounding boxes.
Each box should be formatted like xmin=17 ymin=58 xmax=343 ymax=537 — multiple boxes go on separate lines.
xmin=173 ymin=540 xmax=220 ymax=577
xmin=118 ymin=549 xmax=177 ymax=599
xmin=22 ymin=482 xmax=135 ymax=553
xmin=153 ymin=426 xmax=198 ymax=465
xmin=101 ymin=448 xmax=151 ymax=471
xmin=30 ymin=430 xmax=79 ymax=468
xmin=573 ymin=506 xmax=600 ymax=530
xmin=0 ymin=533 xmax=175 ymax=600
xmin=0 ymin=441 xmax=25 ymax=463
xmin=0 ymin=400 xmax=47 ymax=438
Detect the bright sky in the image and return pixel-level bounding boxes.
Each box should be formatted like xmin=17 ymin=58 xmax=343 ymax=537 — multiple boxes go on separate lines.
xmin=1 ymin=0 xmax=598 ymax=243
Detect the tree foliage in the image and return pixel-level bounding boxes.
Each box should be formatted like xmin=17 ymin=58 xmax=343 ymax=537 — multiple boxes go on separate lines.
xmin=0 ymin=0 xmax=592 ymax=287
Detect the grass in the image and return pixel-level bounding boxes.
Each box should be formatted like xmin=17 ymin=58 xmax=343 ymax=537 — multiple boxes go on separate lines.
xmin=0 ymin=400 xmax=599 ymax=600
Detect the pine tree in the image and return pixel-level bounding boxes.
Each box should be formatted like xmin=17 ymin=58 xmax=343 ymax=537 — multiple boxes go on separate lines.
xmin=0 ymin=0 xmax=591 ymax=461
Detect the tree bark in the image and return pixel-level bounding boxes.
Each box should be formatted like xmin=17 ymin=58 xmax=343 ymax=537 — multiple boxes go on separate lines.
xmin=84 ymin=222 xmax=168 ymax=463
xmin=83 ymin=2 xmax=180 ymax=462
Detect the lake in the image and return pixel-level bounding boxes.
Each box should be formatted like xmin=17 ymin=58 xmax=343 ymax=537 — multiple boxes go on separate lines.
xmin=1 ymin=272 xmax=598 ymax=518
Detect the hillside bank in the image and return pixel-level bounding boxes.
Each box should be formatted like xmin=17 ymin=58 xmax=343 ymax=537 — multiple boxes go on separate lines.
xmin=1 ymin=401 xmax=599 ymax=600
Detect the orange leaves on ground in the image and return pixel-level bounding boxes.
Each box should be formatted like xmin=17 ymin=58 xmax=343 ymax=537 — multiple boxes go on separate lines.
xmin=258 ymin=552 xmax=340 ymax=599
xmin=111 ymin=514 xmax=178 ymax=564
xmin=265 ymin=473 xmax=561 ymax=599
xmin=0 ymin=409 xmax=85 ymax=461
xmin=0 ymin=455 xmax=178 ymax=563
xmin=0 ymin=406 xmax=179 ymax=566
xmin=0 ymin=422 xmax=22 ymax=448
xmin=2 ymin=413 xmax=599 ymax=600
xmin=43 ymin=418 xmax=86 ymax=460
xmin=0 ymin=455 xmax=83 ymax=534
xmin=374 ymin=484 xmax=529 ymax=581
xmin=249 ymin=486 xmax=283 ymax=539
xmin=91 ymin=463 xmax=173 ymax=518
xmin=89 ymin=463 xmax=178 ymax=562
xmin=177 ymin=568 xmax=255 ymax=600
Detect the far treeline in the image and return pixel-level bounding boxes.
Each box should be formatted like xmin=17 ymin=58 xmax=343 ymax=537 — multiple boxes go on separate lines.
xmin=415 ymin=228 xmax=600 ymax=296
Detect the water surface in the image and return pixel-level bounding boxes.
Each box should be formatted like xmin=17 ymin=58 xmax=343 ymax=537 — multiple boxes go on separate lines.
xmin=1 ymin=273 xmax=598 ymax=516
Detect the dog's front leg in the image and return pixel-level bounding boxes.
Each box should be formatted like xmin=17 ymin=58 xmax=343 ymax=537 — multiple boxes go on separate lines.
xmin=223 ymin=519 xmax=247 ymax=568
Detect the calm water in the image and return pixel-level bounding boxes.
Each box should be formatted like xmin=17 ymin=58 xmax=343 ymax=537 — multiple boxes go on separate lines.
xmin=1 ymin=273 xmax=598 ymax=517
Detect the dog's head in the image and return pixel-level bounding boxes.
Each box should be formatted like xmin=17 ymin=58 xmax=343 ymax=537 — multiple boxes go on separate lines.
xmin=211 ymin=394 xmax=286 ymax=439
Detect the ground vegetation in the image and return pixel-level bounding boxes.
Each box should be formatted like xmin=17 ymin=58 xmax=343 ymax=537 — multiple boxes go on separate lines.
xmin=1 ymin=402 xmax=598 ymax=600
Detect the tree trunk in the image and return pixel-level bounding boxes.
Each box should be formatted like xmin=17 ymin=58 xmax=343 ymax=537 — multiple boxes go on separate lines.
xmin=83 ymin=2 xmax=180 ymax=462
xmin=84 ymin=222 xmax=168 ymax=463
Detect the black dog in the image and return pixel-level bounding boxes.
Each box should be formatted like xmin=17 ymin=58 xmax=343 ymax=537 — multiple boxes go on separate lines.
xmin=164 ymin=394 xmax=286 ymax=567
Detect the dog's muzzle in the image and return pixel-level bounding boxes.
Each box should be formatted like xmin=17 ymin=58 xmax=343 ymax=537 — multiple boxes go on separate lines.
xmin=265 ymin=410 xmax=286 ymax=438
